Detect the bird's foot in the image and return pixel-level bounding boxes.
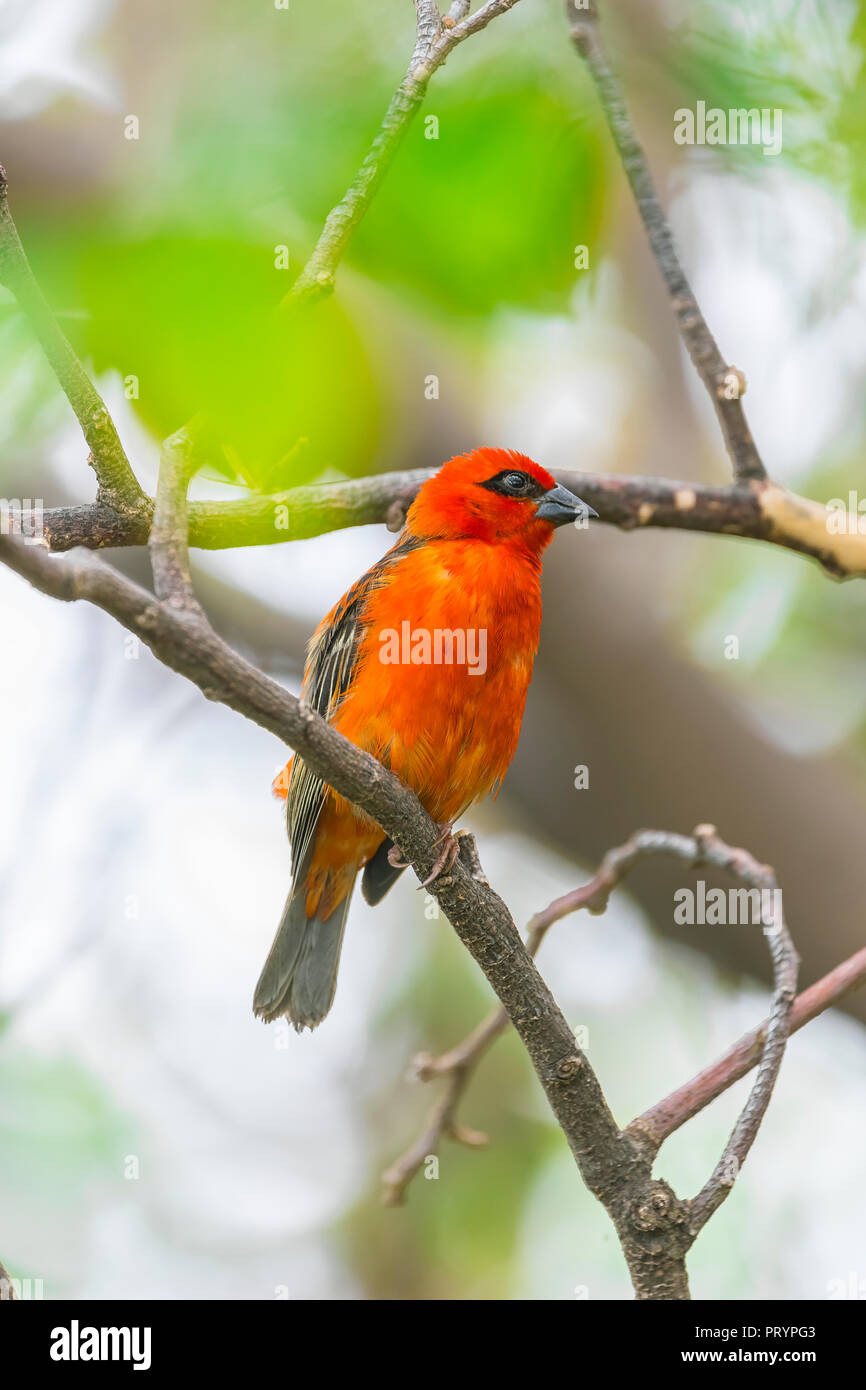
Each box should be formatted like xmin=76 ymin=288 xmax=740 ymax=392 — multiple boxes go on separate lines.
xmin=387 ymin=825 xmax=467 ymax=886
xmin=387 ymin=843 xmax=412 ymax=870
xmin=418 ymin=823 xmax=464 ymax=889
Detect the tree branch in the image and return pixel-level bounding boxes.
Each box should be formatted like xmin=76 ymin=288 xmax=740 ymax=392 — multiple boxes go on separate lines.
xmin=681 ymin=829 xmax=798 ymax=1233
xmin=386 ymin=824 xmax=801 ymax=1243
xmin=0 ymin=166 xmax=145 ymax=509
xmin=386 ymin=939 xmax=866 ymax=1210
xmin=631 ymin=944 xmax=866 ymax=1149
xmin=284 ymin=1 xmax=523 ymax=308
xmin=20 ymin=468 xmax=866 ymax=581
xmin=382 ymin=1059 xmax=489 ymax=1207
xmin=564 ymin=2 xmax=765 ymax=483
xmin=149 ymin=421 xmax=208 ymax=614
xmin=34 ymin=468 xmax=433 ymax=553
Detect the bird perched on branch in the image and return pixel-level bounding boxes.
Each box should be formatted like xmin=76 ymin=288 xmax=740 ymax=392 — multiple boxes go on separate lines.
xmin=254 ymin=447 xmax=595 ymax=1029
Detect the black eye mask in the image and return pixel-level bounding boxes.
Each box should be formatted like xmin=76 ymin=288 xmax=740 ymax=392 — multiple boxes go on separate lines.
xmin=478 ymin=469 xmax=546 ymax=500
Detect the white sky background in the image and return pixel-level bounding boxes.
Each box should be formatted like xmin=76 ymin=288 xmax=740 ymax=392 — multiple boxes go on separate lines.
xmin=1 ymin=0 xmax=865 ymax=1300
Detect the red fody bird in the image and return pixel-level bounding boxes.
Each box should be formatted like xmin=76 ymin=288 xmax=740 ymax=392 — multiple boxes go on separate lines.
xmin=254 ymin=447 xmax=595 ymax=1029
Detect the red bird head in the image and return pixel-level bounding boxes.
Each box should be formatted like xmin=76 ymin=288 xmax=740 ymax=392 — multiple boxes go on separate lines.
xmin=407 ymin=447 xmax=596 ymax=550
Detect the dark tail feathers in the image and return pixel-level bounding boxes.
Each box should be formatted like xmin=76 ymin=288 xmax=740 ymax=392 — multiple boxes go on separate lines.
xmin=253 ymin=880 xmax=354 ymax=1030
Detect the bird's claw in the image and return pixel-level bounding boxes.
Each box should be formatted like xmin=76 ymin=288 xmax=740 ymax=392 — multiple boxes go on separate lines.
xmin=417 ymin=823 xmax=464 ymax=889
xmin=388 ymin=825 xmax=468 ymax=887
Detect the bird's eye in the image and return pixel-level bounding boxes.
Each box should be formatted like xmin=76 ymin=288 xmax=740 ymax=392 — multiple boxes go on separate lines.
xmin=478 ymin=467 xmax=542 ymax=500
xmin=503 ymin=472 xmax=529 ymax=493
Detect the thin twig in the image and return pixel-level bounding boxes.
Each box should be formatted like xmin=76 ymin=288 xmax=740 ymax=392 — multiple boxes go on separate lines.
xmin=381 ymin=1064 xmax=489 ymax=1207
xmin=564 ymin=3 xmax=766 ymax=483
xmin=149 ymin=420 xmax=209 ymax=614
xmin=284 ymin=0 xmax=524 ymax=308
xmin=412 ymin=1 xmax=443 ymax=68
xmin=683 ymin=829 xmax=798 ymax=1232
xmin=631 ymin=945 xmax=866 ymax=1147
xmin=0 ymin=166 xmax=145 ymax=508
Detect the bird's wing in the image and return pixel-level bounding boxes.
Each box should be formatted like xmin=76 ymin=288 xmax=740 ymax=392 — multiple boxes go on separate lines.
xmin=287 ymin=533 xmax=421 ymax=875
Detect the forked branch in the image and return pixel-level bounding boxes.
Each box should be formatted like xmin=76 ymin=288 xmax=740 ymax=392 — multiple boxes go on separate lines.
xmin=385 ymin=825 xmax=803 ymax=1236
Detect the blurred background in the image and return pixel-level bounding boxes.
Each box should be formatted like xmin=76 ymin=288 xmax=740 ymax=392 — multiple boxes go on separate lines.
xmin=1 ymin=0 xmax=866 ymax=1300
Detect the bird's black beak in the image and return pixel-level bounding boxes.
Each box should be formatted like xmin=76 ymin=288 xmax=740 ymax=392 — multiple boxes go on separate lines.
xmin=535 ymin=483 xmax=598 ymax=527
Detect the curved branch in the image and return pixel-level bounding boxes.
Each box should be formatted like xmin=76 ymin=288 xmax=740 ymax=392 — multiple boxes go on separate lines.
xmin=681 ymin=829 xmax=798 ymax=1234
xmin=631 ymin=944 xmax=866 ymax=1148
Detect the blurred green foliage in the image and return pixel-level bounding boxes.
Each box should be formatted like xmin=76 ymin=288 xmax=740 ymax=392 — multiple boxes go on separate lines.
xmin=0 ymin=1 xmax=607 ymax=490
xmin=0 ymin=1047 xmax=132 ymax=1293
xmin=353 ymin=79 xmax=604 ymax=317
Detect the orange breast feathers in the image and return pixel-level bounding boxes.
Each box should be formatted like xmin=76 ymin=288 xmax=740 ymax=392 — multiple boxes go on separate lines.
xmin=271 ymin=536 xmax=542 ymax=811
xmin=330 ymin=535 xmax=543 ymax=824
